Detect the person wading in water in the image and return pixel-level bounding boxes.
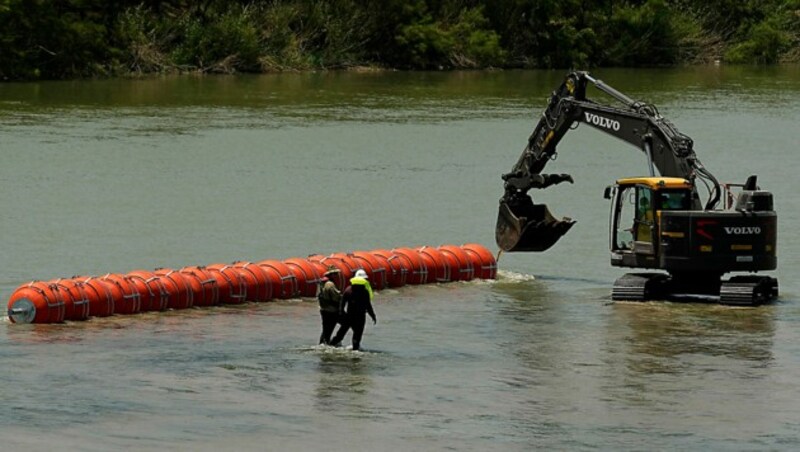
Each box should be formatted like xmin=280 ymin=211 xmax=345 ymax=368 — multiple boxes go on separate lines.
xmin=317 ymin=268 xmax=343 ymax=345
xmin=330 ymin=269 xmax=377 ymax=351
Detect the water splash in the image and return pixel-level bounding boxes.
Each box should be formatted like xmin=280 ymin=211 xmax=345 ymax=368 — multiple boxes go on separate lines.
xmin=495 ymin=269 xmax=537 ymax=282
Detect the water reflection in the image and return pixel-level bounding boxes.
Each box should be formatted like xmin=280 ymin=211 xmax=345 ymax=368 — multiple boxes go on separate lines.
xmin=610 ymin=302 xmax=776 ymax=374
xmin=2 ymin=308 xmax=217 ymax=345
xmin=486 ymin=273 xmax=584 ymax=386
xmin=3 ymin=321 xmax=89 ymax=345
xmin=314 ymin=349 xmax=373 ymax=414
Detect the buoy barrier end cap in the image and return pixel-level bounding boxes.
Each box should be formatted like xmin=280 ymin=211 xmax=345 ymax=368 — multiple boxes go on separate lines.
xmin=9 ymin=298 xmax=36 ymax=323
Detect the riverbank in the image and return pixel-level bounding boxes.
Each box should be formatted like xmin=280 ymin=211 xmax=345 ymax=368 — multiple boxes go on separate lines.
xmin=1 ymin=1 xmax=798 ymax=81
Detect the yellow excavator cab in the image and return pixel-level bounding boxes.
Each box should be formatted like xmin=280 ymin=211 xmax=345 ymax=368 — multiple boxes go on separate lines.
xmin=615 ymin=177 xmax=692 ymax=191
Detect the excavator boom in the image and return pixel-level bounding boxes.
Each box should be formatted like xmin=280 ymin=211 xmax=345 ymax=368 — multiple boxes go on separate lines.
xmin=497 ymin=71 xmax=719 ymax=252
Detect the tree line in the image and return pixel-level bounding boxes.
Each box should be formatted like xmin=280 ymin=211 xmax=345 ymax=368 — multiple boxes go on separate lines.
xmin=1 ymin=0 xmax=798 ymax=80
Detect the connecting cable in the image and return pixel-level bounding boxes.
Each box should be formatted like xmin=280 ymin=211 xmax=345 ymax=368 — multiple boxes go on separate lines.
xmin=692 ymin=160 xmax=721 ymax=210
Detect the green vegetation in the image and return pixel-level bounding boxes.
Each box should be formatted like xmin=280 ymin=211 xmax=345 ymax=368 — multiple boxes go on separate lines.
xmin=1 ymin=0 xmax=798 ymax=80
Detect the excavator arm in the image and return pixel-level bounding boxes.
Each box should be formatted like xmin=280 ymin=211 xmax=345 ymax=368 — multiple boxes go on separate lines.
xmin=497 ymin=71 xmax=721 ymax=252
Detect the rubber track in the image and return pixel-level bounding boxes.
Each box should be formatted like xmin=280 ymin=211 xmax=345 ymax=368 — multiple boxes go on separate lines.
xmin=612 ymin=274 xmax=648 ymax=301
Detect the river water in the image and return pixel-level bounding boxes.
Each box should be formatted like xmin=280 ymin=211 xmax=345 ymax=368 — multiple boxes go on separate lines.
xmin=1 ymin=67 xmax=799 ymax=450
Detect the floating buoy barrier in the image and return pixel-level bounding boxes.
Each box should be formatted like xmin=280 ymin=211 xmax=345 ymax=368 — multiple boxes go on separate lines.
xmin=6 ymin=243 xmax=496 ymax=324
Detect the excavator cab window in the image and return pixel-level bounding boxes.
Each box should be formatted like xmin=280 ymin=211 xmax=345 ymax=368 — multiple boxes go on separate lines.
xmin=611 ymin=185 xmax=655 ymax=252
xmin=634 ymin=189 xmax=655 ymax=245
xmin=612 ymin=186 xmax=635 ymax=250
xmin=657 ymin=190 xmax=690 ymax=211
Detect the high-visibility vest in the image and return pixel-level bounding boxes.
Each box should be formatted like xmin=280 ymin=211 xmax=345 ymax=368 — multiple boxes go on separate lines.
xmin=349 ymin=277 xmax=373 ymax=301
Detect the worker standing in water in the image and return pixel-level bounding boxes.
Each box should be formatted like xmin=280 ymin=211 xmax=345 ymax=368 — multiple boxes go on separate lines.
xmin=317 ymin=268 xmax=342 ymax=345
xmin=330 ymin=269 xmax=377 ymax=351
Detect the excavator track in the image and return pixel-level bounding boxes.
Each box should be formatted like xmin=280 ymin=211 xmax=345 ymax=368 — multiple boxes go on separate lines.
xmin=611 ymin=273 xmax=668 ymax=301
xmin=719 ymin=276 xmax=779 ymax=306
xmin=613 ymin=273 xmax=779 ymax=305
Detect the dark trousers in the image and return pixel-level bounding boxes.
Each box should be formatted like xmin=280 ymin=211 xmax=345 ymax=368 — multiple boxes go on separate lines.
xmin=331 ymin=313 xmax=366 ymax=350
xmin=350 ymin=315 xmax=366 ymax=351
xmin=319 ymin=311 xmax=339 ymax=345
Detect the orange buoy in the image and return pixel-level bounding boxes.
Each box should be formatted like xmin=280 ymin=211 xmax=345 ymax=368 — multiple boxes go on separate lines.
xmin=351 ymin=251 xmax=388 ymax=290
xmin=152 ymin=273 xmax=181 ymax=309
xmin=233 ymin=262 xmax=272 ymax=302
xmin=79 ymin=276 xmax=115 ymax=317
xmin=7 ymin=281 xmax=66 ymax=324
xmin=438 ymin=245 xmax=474 ymax=281
xmin=322 ymin=254 xmax=359 ymax=284
xmin=180 ymin=266 xmax=219 ymax=307
xmin=174 ymin=268 xmax=206 ymax=307
xmin=257 ymin=260 xmax=298 ymax=299
xmin=256 ymin=263 xmax=286 ymax=300
xmin=154 ymin=269 xmax=193 ymax=309
xmin=53 ymin=278 xmax=91 ymax=321
xmin=284 ymin=258 xmax=322 ymax=297
xmin=329 ymin=253 xmax=360 ymax=273
xmin=392 ymin=247 xmax=428 ymax=284
xmin=344 ymin=253 xmax=377 ymax=283
xmin=93 ymin=275 xmax=126 ymax=315
xmin=307 ymin=258 xmax=348 ymax=290
xmin=127 ymin=270 xmax=168 ymax=312
xmin=386 ymin=249 xmax=415 ymax=285
xmin=101 ymin=274 xmax=141 ymax=315
xmin=461 ymin=243 xmax=497 ymax=280
xmin=359 ymin=251 xmax=393 ymax=289
xmin=207 ymin=264 xmax=247 ymax=305
xmin=371 ymin=249 xmax=408 ymax=287
xmin=306 ymin=254 xmax=325 ymax=263
xmin=417 ymin=246 xmax=451 ymax=283
xmin=316 ymin=256 xmax=354 ymax=291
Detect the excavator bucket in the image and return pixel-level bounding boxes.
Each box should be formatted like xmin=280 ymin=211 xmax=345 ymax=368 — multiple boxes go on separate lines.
xmin=496 ymin=196 xmax=576 ymax=252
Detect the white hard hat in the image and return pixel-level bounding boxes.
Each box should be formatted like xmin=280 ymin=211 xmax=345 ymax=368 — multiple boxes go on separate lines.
xmin=355 ymin=269 xmax=368 ymax=279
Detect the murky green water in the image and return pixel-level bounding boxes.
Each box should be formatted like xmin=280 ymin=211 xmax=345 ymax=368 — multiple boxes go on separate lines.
xmin=1 ymin=67 xmax=799 ymax=450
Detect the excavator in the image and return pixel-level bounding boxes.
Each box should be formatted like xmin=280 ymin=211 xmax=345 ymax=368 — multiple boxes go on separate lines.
xmin=496 ymin=71 xmax=778 ymax=306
